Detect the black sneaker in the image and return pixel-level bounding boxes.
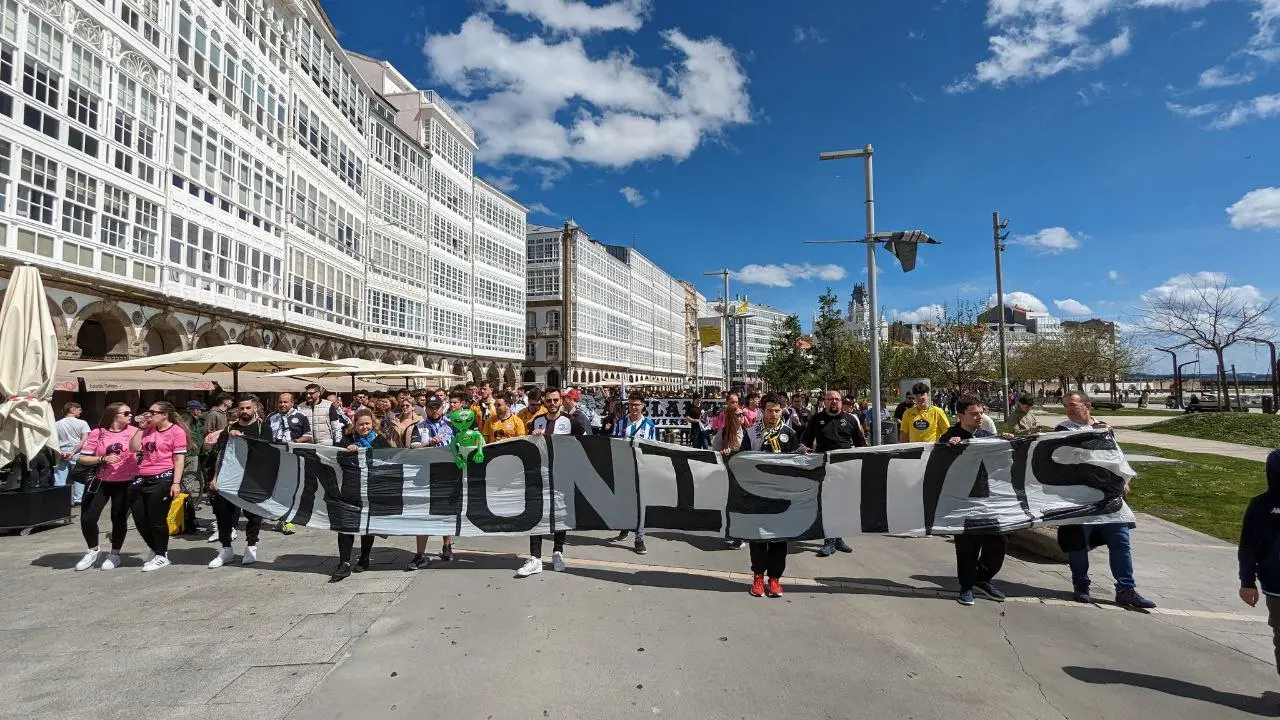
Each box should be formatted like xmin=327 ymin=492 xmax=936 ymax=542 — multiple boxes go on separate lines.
xmin=329 ymin=562 xmax=352 ymax=583
xmin=816 ymin=542 xmax=837 ymax=557
xmin=404 ymin=554 xmax=428 ymax=572
xmin=1115 ymin=588 xmax=1156 ymax=609
xmin=613 ymin=531 xmax=630 ymax=542
xmin=729 ymin=539 xmax=745 ymax=550
xmin=974 ymin=581 xmax=1007 ymax=602
xmin=635 ymin=539 xmax=647 ymax=555
xmin=440 ymin=544 xmax=454 ymax=562
xmin=833 ymin=538 xmax=853 ymax=553
xmin=353 ymin=557 xmax=370 ymax=573
xmin=1072 ymin=582 xmax=1093 ymax=603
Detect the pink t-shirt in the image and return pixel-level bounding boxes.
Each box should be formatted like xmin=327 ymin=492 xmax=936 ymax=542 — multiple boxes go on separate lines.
xmin=137 ymin=424 xmax=188 ymax=476
xmin=743 ymin=407 xmax=760 ymax=427
xmin=82 ymin=426 xmax=140 ymax=483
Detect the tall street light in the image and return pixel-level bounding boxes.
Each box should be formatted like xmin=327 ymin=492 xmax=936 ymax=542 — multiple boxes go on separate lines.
xmin=704 ymin=269 xmax=732 ymax=390
xmin=810 ymin=145 xmax=940 ymax=444
xmin=1244 ymin=337 xmax=1278 ymax=413
xmin=1155 ymin=347 xmax=1179 ymax=408
xmin=993 ymin=212 xmax=1012 ymax=421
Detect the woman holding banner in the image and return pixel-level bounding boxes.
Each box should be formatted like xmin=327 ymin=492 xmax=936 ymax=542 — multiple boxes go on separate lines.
xmin=330 ymin=409 xmax=387 ymax=582
xmin=712 ymin=403 xmax=751 ymax=550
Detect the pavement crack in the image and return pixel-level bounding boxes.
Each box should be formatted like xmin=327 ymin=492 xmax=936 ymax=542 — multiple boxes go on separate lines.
xmin=998 ymin=612 xmax=1069 ymax=720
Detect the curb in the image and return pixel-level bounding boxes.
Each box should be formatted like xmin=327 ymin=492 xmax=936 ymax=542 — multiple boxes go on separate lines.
xmin=1008 ymin=527 xmax=1066 ymax=562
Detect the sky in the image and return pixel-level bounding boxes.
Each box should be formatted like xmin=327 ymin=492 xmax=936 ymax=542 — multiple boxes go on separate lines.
xmin=320 ymin=0 xmax=1280 ymax=372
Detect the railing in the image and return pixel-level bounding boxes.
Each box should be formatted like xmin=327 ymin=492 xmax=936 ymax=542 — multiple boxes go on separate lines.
xmin=421 ymin=91 xmax=476 ymax=142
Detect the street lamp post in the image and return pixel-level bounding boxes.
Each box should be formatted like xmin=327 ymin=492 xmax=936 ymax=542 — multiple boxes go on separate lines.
xmin=1177 ymin=359 xmax=1198 ymax=407
xmin=993 ymin=211 xmax=1011 ymax=421
xmin=1155 ymin=347 xmax=1178 ymax=408
xmin=1244 ymin=337 xmax=1278 ymax=413
xmin=704 ymin=269 xmax=732 ymax=392
xmin=809 ymin=145 xmax=940 ymax=444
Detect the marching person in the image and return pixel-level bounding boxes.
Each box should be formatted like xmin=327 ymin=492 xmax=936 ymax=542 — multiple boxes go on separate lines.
xmin=1004 ymin=393 xmax=1040 ymax=437
xmin=563 ymin=388 xmax=594 ymax=435
xmin=177 ymin=400 xmax=207 ymax=500
xmin=1238 ymin=449 xmax=1280 ymax=675
xmin=209 ymin=396 xmax=271 ymax=568
xmin=269 ymin=392 xmax=312 ymax=444
xmin=391 ymin=397 xmax=424 ymax=448
xmin=73 ymin=403 xmax=141 ymax=571
xmin=785 ymin=392 xmax=811 ymax=433
xmin=301 ymin=383 xmax=347 ymax=447
xmin=745 ymin=393 xmax=804 ymax=597
xmin=54 ymin=402 xmax=91 ymax=506
xmin=483 ymin=391 xmax=526 ymax=442
xmin=405 ymin=396 xmax=456 ymax=571
xmin=330 ymin=409 xmax=387 ymax=582
xmin=611 ymin=394 xmax=656 ymax=555
xmin=129 ymin=401 xmax=189 ymax=572
xmin=898 ymin=382 xmax=950 ymax=444
xmin=712 ymin=401 xmax=752 ymax=549
xmin=518 ymin=388 xmax=585 ymax=577
xmin=802 ymin=390 xmax=866 ymax=557
xmin=685 ymin=396 xmax=707 ymax=448
xmin=941 ymin=397 xmax=1013 ymax=605
xmin=517 ymin=387 xmax=546 ymax=429
xmin=1055 ymin=392 xmax=1157 ymax=609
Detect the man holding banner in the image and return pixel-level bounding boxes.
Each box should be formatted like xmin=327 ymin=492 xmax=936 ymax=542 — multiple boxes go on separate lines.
xmin=745 ymin=394 xmax=804 ymax=597
xmin=612 ymin=395 xmax=657 ymax=555
xmin=519 ymin=389 xmax=585 ymax=577
xmin=941 ymin=397 xmax=1013 ymax=606
xmin=802 ymin=390 xmax=866 ymax=558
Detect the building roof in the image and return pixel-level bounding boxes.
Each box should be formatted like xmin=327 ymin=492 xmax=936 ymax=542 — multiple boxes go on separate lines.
xmin=528 ymin=224 xmax=560 ymax=234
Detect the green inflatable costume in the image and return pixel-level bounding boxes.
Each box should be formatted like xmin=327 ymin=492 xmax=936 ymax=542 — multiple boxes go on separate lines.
xmin=448 ymin=408 xmax=486 ymax=469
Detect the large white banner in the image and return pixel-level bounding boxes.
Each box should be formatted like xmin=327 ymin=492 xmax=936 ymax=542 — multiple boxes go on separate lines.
xmin=214 ymin=430 xmax=1136 ymax=540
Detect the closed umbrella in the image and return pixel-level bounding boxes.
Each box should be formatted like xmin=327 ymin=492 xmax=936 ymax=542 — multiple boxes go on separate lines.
xmin=78 ymin=344 xmax=340 ymax=395
xmin=0 ymin=266 xmax=59 ymax=469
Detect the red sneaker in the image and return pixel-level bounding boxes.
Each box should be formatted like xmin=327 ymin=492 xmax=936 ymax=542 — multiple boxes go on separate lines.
xmin=749 ymin=573 xmax=765 ymax=597
xmin=766 ymin=577 xmax=783 ymax=598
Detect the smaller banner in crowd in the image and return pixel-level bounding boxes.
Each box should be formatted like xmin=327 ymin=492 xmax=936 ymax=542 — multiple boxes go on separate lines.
xmin=215 ymin=430 xmax=1136 ymax=540
xmin=643 ymin=398 xmax=724 ymax=428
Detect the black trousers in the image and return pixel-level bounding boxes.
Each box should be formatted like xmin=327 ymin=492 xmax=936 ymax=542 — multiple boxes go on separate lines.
xmin=81 ymin=481 xmax=131 ymax=550
xmin=749 ymin=541 xmax=788 ymax=578
xmin=212 ymin=493 xmax=262 ymax=548
xmin=530 ymin=531 xmax=566 ymax=558
xmin=338 ymin=533 xmax=375 ymax=563
xmin=955 ymin=534 xmax=1007 ymax=590
xmin=1267 ymin=595 xmax=1280 ymax=675
xmin=131 ymin=473 xmax=173 ymax=555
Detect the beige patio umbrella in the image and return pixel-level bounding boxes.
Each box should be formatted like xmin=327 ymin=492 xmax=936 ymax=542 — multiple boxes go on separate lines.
xmin=0 ymin=266 xmax=59 ymax=468
xmin=78 ymin=344 xmax=340 ymax=396
xmin=269 ymin=359 xmax=458 ymax=392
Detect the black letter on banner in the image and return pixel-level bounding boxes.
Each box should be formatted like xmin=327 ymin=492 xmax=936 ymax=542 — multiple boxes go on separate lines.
xmin=636 ymin=444 xmax=722 ymax=531
xmin=427 ymin=460 xmax=464 ymax=536
xmin=726 ymin=455 xmax=824 ymax=541
xmin=568 ymin=436 xmax=636 ymax=531
xmin=921 ymin=446 xmax=961 ymax=535
xmin=287 ymin=447 xmax=328 ymax=528
xmin=466 ymin=439 xmax=544 ymax=533
xmin=831 ymin=447 xmax=924 ymax=533
xmin=236 ymin=437 xmax=282 ymax=504
xmin=1031 ymin=431 xmax=1127 ymax=521
xmin=365 ymin=451 xmax=405 ymax=532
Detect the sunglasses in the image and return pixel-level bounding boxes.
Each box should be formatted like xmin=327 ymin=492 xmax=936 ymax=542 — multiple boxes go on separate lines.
xmin=117 ymin=410 xmax=133 ymax=416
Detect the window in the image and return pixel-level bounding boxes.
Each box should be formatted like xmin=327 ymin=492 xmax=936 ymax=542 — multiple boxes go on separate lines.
xmin=23 ymin=105 xmax=58 ymax=137
xmin=288 ymin=248 xmax=360 ymax=328
xmin=430 ymin=257 xmax=469 ymax=303
xmin=527 ymin=342 xmax=536 ymax=360
xmin=62 ymin=240 xmax=94 ymax=268
xmin=527 ymin=267 xmax=560 ymax=296
xmin=528 ymin=235 xmax=560 ymax=262
xmin=369 ymin=231 xmax=427 ymax=286
xmin=292 ymin=174 xmax=362 ymax=259
xmin=69 ymin=44 xmax=102 ymax=91
xmin=101 ymin=252 xmax=127 ymax=275
xmin=431 ymin=214 xmax=469 ymax=260
xmin=101 ymin=184 xmax=129 ymax=248
xmin=475 ymin=317 xmax=520 ymax=354
xmin=476 ymin=190 xmax=524 ymax=238
xmin=547 ymin=340 xmax=561 ymax=361
xmin=67 ymin=84 xmax=99 ymax=128
xmin=371 ymin=119 xmax=427 ymax=191
xmin=546 ymin=310 xmax=561 ymax=331
xmin=526 ymin=311 xmax=536 ymax=331
xmin=167 ymin=213 xmax=282 ymax=307
xmin=430 ymin=120 xmax=473 ymax=177
xmin=25 ymin=13 xmax=63 ymax=67
xmin=475 ymin=232 xmax=524 ymax=276
xmin=0 ymin=139 xmax=8 ymax=212
xmin=62 ymin=168 xmax=97 ymax=239
xmin=475 ymin=275 xmax=523 ymax=311
xmin=17 ymin=150 xmax=56 ymax=225
xmin=294 ymin=23 xmax=365 ymax=133
xmin=22 ymin=58 xmax=59 ymax=108
xmin=0 ymin=0 xmax=15 ymax=44
xmin=120 ymin=0 xmax=162 ymax=49
xmin=367 ymin=175 xmax=425 ymax=233
xmin=16 ymin=227 xmax=54 ymax=256
xmin=431 ymin=166 xmax=472 ymax=219
xmin=431 ymin=306 xmax=471 ymax=346
xmin=367 ymin=289 xmax=425 ymax=339
xmin=133 ymin=197 xmax=159 ymax=257
xmin=294 ymin=97 xmax=363 ymax=192
xmin=67 ymin=127 xmax=98 ymax=157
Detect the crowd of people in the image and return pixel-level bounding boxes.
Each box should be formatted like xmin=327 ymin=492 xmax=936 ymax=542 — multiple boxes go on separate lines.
xmin=52 ymin=380 xmax=1160 ymax=611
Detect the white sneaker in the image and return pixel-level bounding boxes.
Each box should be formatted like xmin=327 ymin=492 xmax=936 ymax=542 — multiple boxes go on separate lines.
xmin=208 ymin=548 xmax=234 ymax=568
xmin=552 ymin=551 xmax=565 ymax=572
xmin=141 ymin=555 xmax=170 ymax=572
xmin=516 ymin=557 xmax=543 ymax=577
xmin=100 ymin=554 xmax=121 ymax=571
xmin=206 ymin=524 xmax=219 ymax=542
xmin=74 ymin=549 xmax=101 ymax=571
xmin=141 ymin=550 xmax=155 ymax=564
xmin=241 ymin=546 xmax=258 ymax=565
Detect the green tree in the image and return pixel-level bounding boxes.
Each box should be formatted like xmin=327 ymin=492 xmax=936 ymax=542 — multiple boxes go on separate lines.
xmin=810 ymin=288 xmax=853 ymax=391
xmin=758 ymin=314 xmax=812 ymax=392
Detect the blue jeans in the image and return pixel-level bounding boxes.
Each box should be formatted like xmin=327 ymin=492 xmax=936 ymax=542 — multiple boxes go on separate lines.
xmin=1067 ymin=523 xmax=1135 ymax=590
xmin=53 ymin=456 xmax=85 ymax=504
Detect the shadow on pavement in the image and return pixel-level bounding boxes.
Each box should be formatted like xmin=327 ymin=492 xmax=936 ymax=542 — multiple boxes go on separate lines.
xmin=910 ymin=573 xmax=1070 ymax=601
xmin=564 ymin=564 xmax=956 ymax=600
xmin=1063 ymin=666 xmax=1280 ymax=717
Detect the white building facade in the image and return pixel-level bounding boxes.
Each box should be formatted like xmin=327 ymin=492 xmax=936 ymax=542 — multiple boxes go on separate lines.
xmin=0 ymin=0 xmax=525 ymax=386
xmin=524 ymin=222 xmax=687 ymax=390
xmin=708 ymin=297 xmax=788 ymax=386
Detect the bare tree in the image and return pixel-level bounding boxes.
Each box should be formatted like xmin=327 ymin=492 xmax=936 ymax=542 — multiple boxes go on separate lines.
xmin=917 ymin=300 xmax=994 ymax=392
xmin=1138 ymin=273 xmax=1276 ymax=403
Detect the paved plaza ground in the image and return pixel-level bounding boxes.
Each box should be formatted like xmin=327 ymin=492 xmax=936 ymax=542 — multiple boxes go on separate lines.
xmin=1 ymin=500 xmax=1277 ymax=719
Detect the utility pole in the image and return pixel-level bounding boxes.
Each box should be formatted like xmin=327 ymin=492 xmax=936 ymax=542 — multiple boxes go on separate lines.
xmin=560 ymin=221 xmax=575 ymax=390
xmin=703 ymin=270 xmax=732 ymax=391
xmin=993 ymin=211 xmax=1011 ymax=421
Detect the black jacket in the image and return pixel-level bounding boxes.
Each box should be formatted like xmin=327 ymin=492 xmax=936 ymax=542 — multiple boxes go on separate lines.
xmin=801 ymin=411 xmax=866 ymax=451
xmin=1239 ymin=449 xmax=1280 ymax=593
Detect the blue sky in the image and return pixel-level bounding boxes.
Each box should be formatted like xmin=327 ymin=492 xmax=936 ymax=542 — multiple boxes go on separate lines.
xmin=321 ymin=0 xmax=1280 ymax=371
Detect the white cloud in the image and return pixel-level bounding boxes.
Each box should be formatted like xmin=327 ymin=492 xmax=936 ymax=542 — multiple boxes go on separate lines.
xmin=948 ymin=0 xmax=1278 ymax=92
xmin=487 ymin=174 xmax=519 ymax=192
xmin=1142 ymin=271 xmax=1267 ymax=307
xmin=1166 ymin=100 xmax=1219 ymax=117
xmin=1227 ymin=187 xmax=1280 ymax=229
xmin=619 ymin=186 xmax=647 ymax=207
xmin=1054 ymin=298 xmax=1093 ymax=315
xmin=793 ymin=25 xmax=826 ymax=44
xmin=526 ymin=201 xmax=558 ymax=217
xmin=1209 ymin=93 xmax=1280 ymax=129
xmin=490 ymin=0 xmax=649 ymax=33
xmin=894 ymin=304 xmax=945 ymax=324
xmin=1108 ymin=269 xmax=1122 ymax=282
xmin=1198 ymin=66 xmax=1255 ymax=88
xmin=424 ymin=14 xmax=751 ymax=169
xmin=732 ymin=263 xmax=847 ymax=287
xmin=988 ymin=291 xmax=1049 ymax=313
xmin=1012 ymin=227 xmax=1084 ymax=254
